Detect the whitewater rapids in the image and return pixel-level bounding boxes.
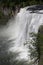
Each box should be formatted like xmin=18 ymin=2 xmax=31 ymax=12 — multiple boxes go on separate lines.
xmin=0 ymin=5 xmax=43 ymax=65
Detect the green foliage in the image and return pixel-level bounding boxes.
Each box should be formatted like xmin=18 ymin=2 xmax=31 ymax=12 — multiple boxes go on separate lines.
xmin=0 ymin=0 xmax=43 ymax=8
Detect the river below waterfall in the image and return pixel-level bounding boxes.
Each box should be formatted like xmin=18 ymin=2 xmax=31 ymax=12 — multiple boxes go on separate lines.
xmin=0 ymin=5 xmax=43 ymax=65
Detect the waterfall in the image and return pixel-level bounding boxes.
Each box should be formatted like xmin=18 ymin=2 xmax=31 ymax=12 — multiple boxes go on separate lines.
xmin=0 ymin=6 xmax=43 ymax=65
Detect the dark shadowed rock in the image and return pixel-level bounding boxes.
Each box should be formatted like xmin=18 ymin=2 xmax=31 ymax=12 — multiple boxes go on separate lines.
xmin=27 ymin=5 xmax=43 ymax=13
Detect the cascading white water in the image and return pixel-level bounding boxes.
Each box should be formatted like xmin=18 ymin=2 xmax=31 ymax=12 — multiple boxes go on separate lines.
xmin=0 ymin=6 xmax=43 ymax=65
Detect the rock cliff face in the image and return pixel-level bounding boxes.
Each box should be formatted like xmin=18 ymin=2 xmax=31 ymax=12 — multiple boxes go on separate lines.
xmin=38 ymin=26 xmax=43 ymax=65
xmin=0 ymin=6 xmax=21 ymax=26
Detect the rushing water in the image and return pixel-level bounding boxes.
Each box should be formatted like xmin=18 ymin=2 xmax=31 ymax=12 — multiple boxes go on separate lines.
xmin=0 ymin=5 xmax=43 ymax=65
